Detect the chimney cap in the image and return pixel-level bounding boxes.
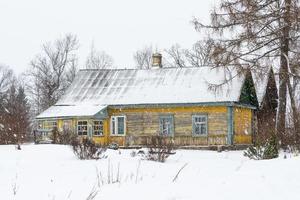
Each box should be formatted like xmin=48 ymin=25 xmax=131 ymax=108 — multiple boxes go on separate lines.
xmin=153 ymin=52 xmax=162 ymax=56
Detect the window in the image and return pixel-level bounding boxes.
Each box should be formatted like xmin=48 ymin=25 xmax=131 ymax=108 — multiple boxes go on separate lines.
xmin=159 ymin=115 xmax=174 ymax=136
xmin=192 ymin=115 xmax=208 ymax=136
xmin=111 ymin=116 xmax=126 ymax=135
xmin=77 ymin=121 xmax=88 ymax=135
xmin=44 ymin=121 xmax=57 ymax=130
xmin=93 ymin=120 xmax=104 ymax=136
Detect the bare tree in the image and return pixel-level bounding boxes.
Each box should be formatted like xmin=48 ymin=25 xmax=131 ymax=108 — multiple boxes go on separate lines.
xmin=65 ymin=58 xmax=78 ymax=85
xmin=133 ymin=42 xmax=213 ymax=69
xmin=28 ymin=33 xmax=79 ymax=113
xmin=185 ymin=40 xmax=213 ymax=67
xmin=133 ymin=45 xmax=153 ymax=69
xmin=193 ymin=0 xmax=300 ymax=140
xmin=164 ymin=41 xmax=213 ymax=68
xmin=0 ymin=65 xmax=13 ymax=93
xmin=86 ymin=43 xmax=114 ymax=69
xmin=164 ymin=44 xmax=187 ymax=68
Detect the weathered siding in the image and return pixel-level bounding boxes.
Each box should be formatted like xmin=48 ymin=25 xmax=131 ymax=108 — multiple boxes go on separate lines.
xmin=234 ymin=107 xmax=252 ymax=144
xmin=57 ymin=118 xmax=108 ymax=145
xmin=38 ymin=105 xmax=254 ymax=146
xmin=108 ymin=106 xmax=228 ymax=146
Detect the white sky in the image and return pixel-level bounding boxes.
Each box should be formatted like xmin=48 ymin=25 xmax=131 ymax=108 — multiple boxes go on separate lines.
xmin=0 ymin=0 xmax=216 ymax=74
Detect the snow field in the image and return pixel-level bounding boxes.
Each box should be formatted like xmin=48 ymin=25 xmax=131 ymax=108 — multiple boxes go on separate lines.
xmin=0 ymin=144 xmax=299 ymax=200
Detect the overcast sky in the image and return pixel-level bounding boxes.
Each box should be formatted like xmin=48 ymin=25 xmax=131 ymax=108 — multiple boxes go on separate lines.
xmin=0 ymin=0 xmax=216 ymax=74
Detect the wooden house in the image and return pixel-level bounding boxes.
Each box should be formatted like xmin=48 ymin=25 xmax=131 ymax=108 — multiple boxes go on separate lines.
xmin=36 ymin=55 xmax=277 ymax=147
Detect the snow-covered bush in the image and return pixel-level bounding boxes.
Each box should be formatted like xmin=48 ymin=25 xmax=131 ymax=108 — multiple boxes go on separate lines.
xmin=71 ymin=137 xmax=107 ymax=160
xmin=145 ymin=136 xmax=175 ymax=162
xmin=244 ymin=136 xmax=278 ymax=160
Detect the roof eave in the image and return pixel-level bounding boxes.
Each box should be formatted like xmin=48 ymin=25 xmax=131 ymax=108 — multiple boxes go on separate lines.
xmin=108 ymin=102 xmax=257 ymax=109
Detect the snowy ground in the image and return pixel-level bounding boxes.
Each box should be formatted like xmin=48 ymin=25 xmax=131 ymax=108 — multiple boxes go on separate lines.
xmin=0 ymin=144 xmax=299 ymax=200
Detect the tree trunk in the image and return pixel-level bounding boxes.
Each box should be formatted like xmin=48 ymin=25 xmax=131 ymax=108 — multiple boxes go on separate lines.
xmin=287 ymin=78 xmax=300 ymax=143
xmin=276 ymin=0 xmax=291 ymax=140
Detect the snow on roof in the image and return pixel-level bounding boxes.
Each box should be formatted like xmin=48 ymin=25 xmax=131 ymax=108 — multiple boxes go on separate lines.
xmin=57 ymin=67 xmax=246 ymax=105
xmin=37 ymin=67 xmax=247 ymax=119
xmin=36 ymin=105 xmax=107 ymax=119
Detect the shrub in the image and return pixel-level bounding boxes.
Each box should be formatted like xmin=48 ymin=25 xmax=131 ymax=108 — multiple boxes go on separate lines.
xmin=71 ymin=137 xmax=107 ymax=160
xmin=145 ymin=136 xmax=175 ymax=162
xmin=49 ymin=129 xmax=77 ymax=145
xmin=58 ymin=129 xmax=77 ymax=145
xmin=244 ymin=135 xmax=278 ymax=160
xmin=51 ymin=127 xmax=59 ymax=144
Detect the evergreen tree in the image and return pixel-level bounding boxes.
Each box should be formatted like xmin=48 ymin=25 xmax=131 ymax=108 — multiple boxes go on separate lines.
xmin=16 ymin=86 xmax=31 ymax=143
xmin=0 ymin=83 xmax=31 ymax=144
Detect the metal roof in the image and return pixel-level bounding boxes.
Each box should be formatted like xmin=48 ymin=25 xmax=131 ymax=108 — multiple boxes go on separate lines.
xmin=37 ymin=67 xmax=248 ymax=119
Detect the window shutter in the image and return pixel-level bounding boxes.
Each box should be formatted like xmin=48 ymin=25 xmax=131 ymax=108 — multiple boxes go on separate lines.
xmin=204 ymin=116 xmax=208 ymax=135
xmin=192 ymin=116 xmax=196 ymax=135
xmin=159 ymin=117 xmax=163 ymax=135
xmin=170 ymin=116 xmax=174 ymax=136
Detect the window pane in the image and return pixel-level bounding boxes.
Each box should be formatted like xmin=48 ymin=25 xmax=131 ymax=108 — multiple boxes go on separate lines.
xmin=77 ymin=121 xmax=88 ymax=135
xmin=200 ymin=124 xmax=206 ymax=134
xmin=159 ymin=116 xmax=173 ymax=136
xmin=193 ymin=115 xmax=207 ymax=135
xmin=93 ymin=120 xmax=103 ymax=136
xmin=117 ymin=117 xmax=125 ymax=135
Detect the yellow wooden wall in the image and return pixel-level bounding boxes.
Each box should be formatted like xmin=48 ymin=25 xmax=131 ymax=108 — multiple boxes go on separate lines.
xmin=108 ymin=106 xmax=228 ymax=146
xmin=39 ymin=105 xmax=254 ymax=146
xmin=54 ymin=118 xmax=108 ymax=145
xmin=234 ymin=107 xmax=252 ymax=144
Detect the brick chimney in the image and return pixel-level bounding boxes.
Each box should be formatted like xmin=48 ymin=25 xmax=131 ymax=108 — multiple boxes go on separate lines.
xmin=152 ymin=53 xmax=162 ymax=68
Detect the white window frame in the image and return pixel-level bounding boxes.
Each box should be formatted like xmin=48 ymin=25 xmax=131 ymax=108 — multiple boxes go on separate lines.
xmin=159 ymin=115 xmax=174 ymax=136
xmin=77 ymin=120 xmax=88 ymax=136
xmin=110 ymin=116 xmax=126 ymax=136
xmin=192 ymin=115 xmax=208 ymax=136
xmin=93 ymin=120 xmax=104 ymax=136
